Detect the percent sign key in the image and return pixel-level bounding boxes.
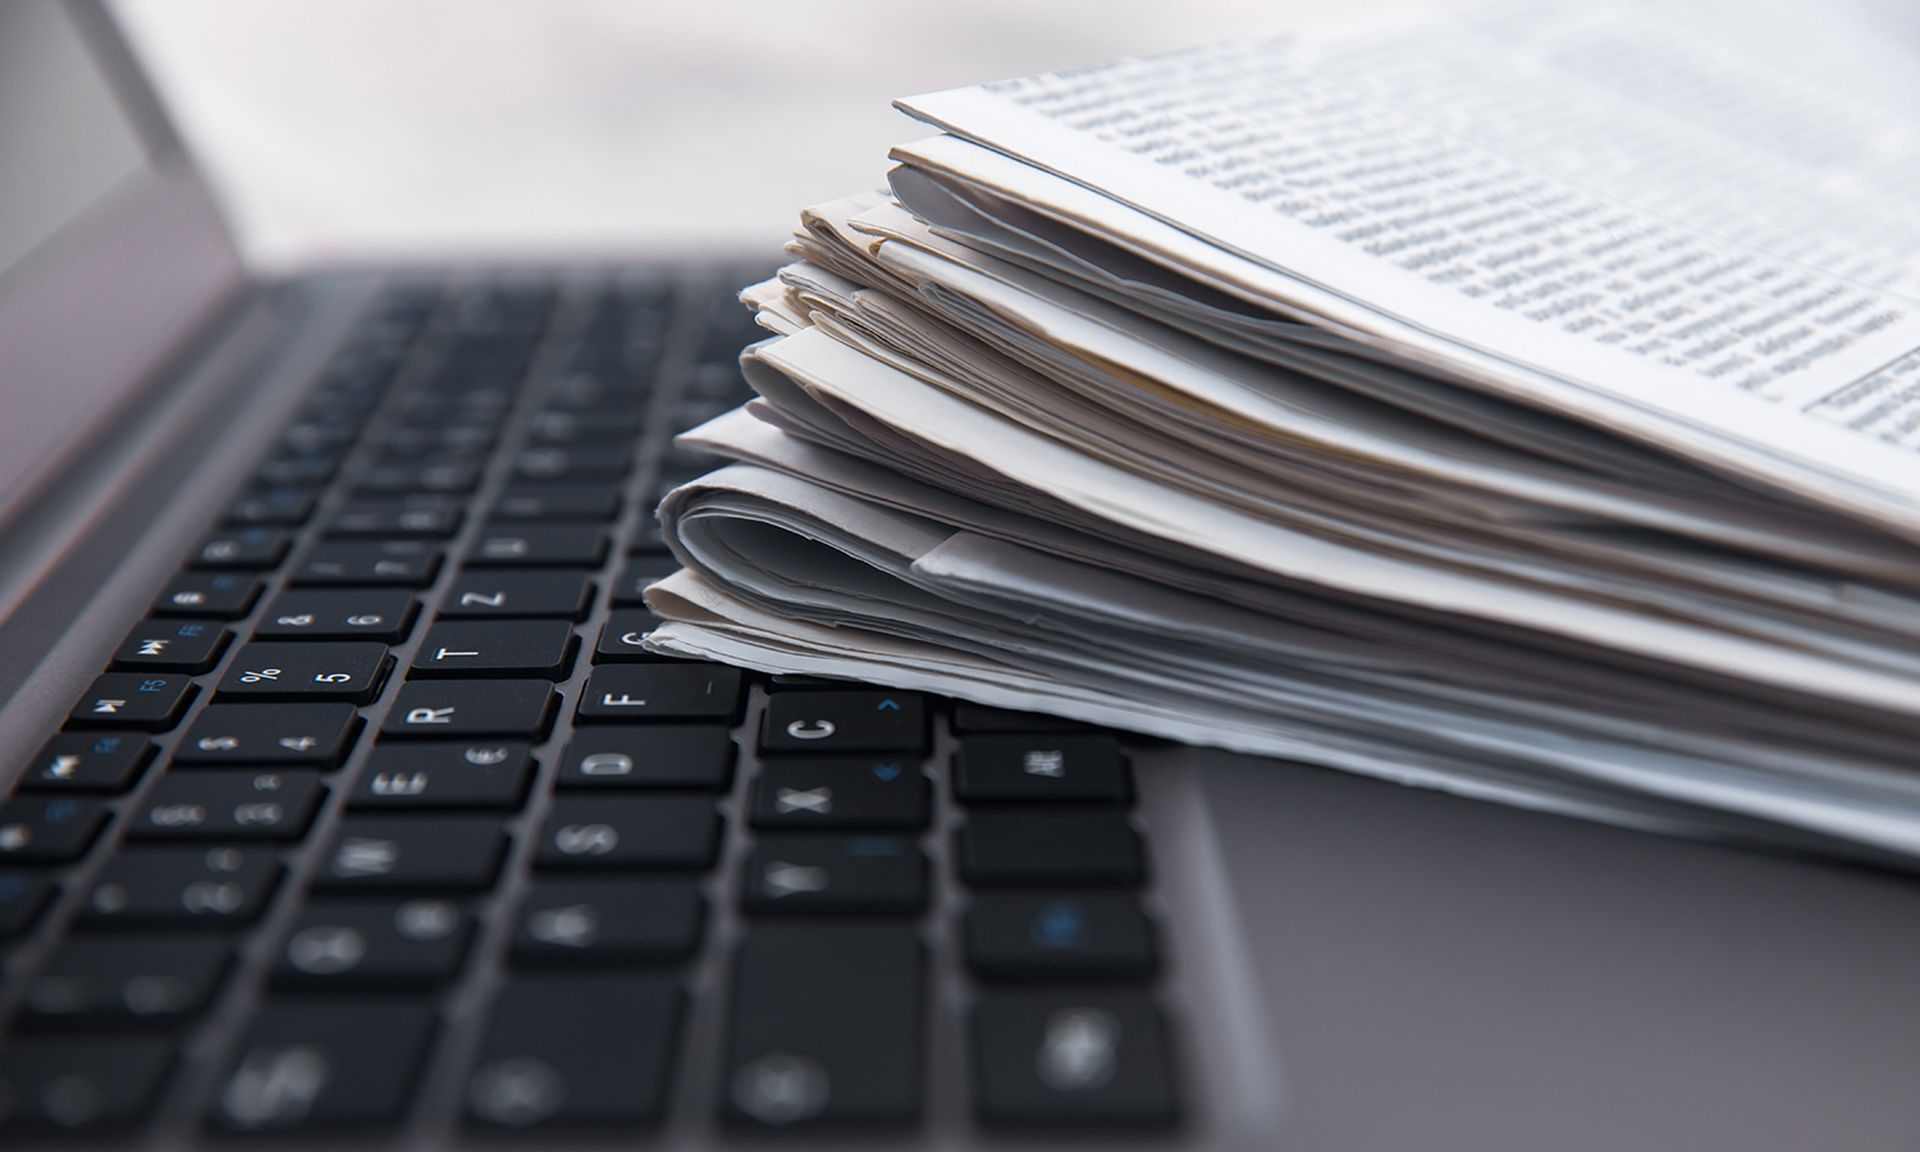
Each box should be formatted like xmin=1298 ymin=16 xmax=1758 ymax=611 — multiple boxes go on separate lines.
xmin=217 ymin=643 xmax=391 ymax=704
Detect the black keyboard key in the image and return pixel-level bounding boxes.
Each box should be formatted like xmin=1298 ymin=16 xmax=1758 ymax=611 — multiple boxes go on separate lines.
xmin=552 ymin=373 xmax=649 ymax=409
xmin=0 ymin=871 xmax=56 ymax=939
xmin=80 ymin=846 xmax=281 ymax=928
xmin=226 ymin=486 xmax=318 ymax=527
xmin=216 ymin=641 xmax=391 ymax=703
xmin=750 ymin=759 xmax=929 ymax=829
xmin=67 ymin=672 xmax=196 ymax=729
xmin=760 ymin=690 xmax=927 ymax=755
xmin=280 ymin=419 xmax=357 ymax=456
xmin=535 ymin=795 xmax=719 ymax=871
xmin=525 ymin=406 xmax=645 ymax=444
xmin=128 ymin=770 xmax=325 ymax=841
xmin=965 ymin=892 xmax=1157 ymax=981
xmin=324 ymin=496 xmax=462 ymax=538
xmin=439 ymin=568 xmax=595 ymax=619
xmin=576 ymin=664 xmax=742 ymax=722
xmin=972 ymin=992 xmax=1178 ymax=1129
xmin=21 ymin=936 xmax=231 ymax=1026
xmin=380 ymin=422 xmax=496 ymax=456
xmin=274 ymin=900 xmax=472 ymax=989
xmin=593 ymin=608 xmax=664 ymax=662
xmin=192 ymin=526 xmax=291 ymax=569
xmin=19 ymin=732 xmax=153 ymax=792
xmin=0 ymin=1038 xmax=174 ymax=1132
xmin=448 ymin=283 xmax=552 ymax=336
xmin=467 ymin=524 xmax=607 ymax=567
xmin=176 ymin=702 xmax=361 ymax=766
xmin=111 ymin=618 xmax=229 ymax=673
xmin=212 ymin=1002 xmax=436 ymax=1131
xmin=952 ymin=702 xmax=1091 ymax=733
xmin=955 ymin=735 xmax=1131 ymax=804
xmin=0 ymin=797 xmax=107 ymax=863
xmin=740 ymin=835 xmax=926 ymax=914
xmin=351 ymin=741 xmax=534 ymax=810
xmin=411 ymin=620 xmax=575 ymax=679
xmin=722 ymin=922 xmax=923 ymax=1128
xmin=313 ymin=817 xmax=506 ymax=892
xmin=512 ymin=445 xmax=631 ymax=482
xmin=257 ymin=452 xmax=340 ymax=487
xmin=511 ymin=878 xmax=704 ymax=965
xmin=958 ymin=811 xmax=1145 ymax=887
xmin=292 ymin=540 xmax=442 ymax=587
xmin=153 ymin=571 xmax=261 ymax=618
xmin=609 ymin=556 xmax=677 ymax=607
xmin=382 ymin=680 xmax=555 ymax=739
xmin=466 ymin=974 xmax=682 ymax=1129
xmin=357 ymin=460 xmax=483 ymax=495
xmin=491 ymin=483 xmax=623 ymax=522
xmin=556 ymin=725 xmax=735 ymax=790
xmin=255 ymin=588 xmax=419 ymax=641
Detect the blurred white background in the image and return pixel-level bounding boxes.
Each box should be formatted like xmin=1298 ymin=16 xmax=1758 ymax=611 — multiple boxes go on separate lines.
xmin=112 ymin=0 xmax=1388 ymax=269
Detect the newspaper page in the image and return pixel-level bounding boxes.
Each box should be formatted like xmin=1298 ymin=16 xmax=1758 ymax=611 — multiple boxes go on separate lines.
xmin=897 ymin=0 xmax=1920 ymax=533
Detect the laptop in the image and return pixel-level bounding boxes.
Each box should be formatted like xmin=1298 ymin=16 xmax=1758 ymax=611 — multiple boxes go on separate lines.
xmin=3 ymin=2 xmax=1919 ymax=1147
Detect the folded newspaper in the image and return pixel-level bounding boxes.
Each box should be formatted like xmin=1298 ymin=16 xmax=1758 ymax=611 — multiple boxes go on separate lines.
xmin=646 ymin=0 xmax=1920 ymax=862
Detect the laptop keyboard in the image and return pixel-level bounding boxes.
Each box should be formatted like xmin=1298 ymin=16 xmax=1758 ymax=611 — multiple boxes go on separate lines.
xmin=0 ymin=273 xmax=1181 ymax=1140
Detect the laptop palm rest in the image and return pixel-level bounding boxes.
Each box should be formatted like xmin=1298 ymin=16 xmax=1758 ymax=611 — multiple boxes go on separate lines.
xmin=1191 ymin=751 xmax=1920 ymax=1151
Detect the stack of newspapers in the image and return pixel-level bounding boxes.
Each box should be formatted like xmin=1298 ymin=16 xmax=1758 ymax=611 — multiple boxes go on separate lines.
xmin=646 ymin=0 xmax=1920 ymax=862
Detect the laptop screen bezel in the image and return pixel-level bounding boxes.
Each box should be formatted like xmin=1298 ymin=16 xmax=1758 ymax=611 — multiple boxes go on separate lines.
xmin=0 ymin=0 xmax=249 ymax=539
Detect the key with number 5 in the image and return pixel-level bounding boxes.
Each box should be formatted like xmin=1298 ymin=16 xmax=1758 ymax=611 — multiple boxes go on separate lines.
xmin=216 ymin=643 xmax=391 ymax=704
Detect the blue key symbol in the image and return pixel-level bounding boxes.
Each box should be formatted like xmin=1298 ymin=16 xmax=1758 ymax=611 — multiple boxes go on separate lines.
xmin=178 ymin=623 xmax=205 ymax=637
xmin=1030 ymin=902 xmax=1088 ymax=950
xmin=875 ymin=698 xmax=901 ymax=713
xmin=138 ymin=678 xmax=168 ymax=693
xmin=870 ymin=762 xmax=902 ymax=782
xmin=45 ymin=801 xmax=78 ymax=825
xmin=93 ymin=736 xmax=121 ymax=753
xmin=846 ymin=836 xmax=902 ymax=858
